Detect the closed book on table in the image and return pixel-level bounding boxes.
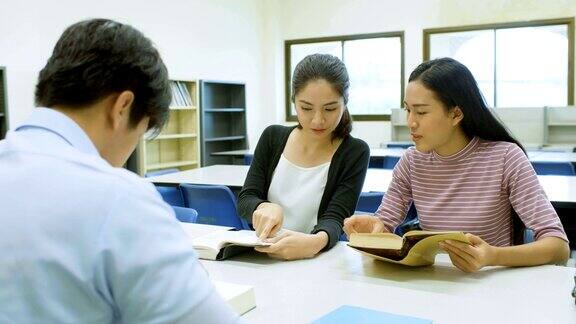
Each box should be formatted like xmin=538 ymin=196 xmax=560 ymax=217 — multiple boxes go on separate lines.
xmin=213 ymin=280 xmax=256 ymax=315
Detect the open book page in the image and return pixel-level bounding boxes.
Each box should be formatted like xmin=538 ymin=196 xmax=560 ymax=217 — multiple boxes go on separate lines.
xmin=192 ymin=229 xmax=272 ymax=252
xmin=180 ymin=223 xmax=233 ymax=240
xmin=348 ymin=230 xmax=470 ymax=266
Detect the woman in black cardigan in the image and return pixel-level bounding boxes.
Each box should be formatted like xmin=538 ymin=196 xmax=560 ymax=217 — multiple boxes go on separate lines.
xmin=237 ymin=54 xmax=370 ymax=260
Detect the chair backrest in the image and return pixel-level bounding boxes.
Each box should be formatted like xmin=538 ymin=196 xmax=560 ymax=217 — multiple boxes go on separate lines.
xmin=382 ymin=156 xmax=400 ymax=169
xmin=154 ymin=186 xmax=184 ymax=207
xmin=180 ymin=184 xmax=249 ymax=229
xmin=146 ymin=169 xmax=185 ymax=207
xmin=171 ymin=206 xmax=198 ymax=223
xmin=244 ymin=154 xmax=254 ymax=166
xmin=145 ymin=168 xmax=180 ymax=178
xmin=394 ymin=203 xmax=419 ymax=236
xmin=531 ymin=161 xmax=575 ymax=176
xmin=356 ymin=191 xmax=384 ymax=213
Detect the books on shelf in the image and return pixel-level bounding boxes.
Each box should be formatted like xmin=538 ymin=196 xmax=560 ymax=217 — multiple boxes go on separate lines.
xmin=181 ymin=223 xmax=271 ymax=260
xmin=213 ymin=280 xmax=256 ymax=316
xmin=348 ymin=230 xmax=470 ymax=266
xmin=170 ymin=81 xmax=192 ymax=107
xmin=313 ymin=305 xmax=431 ymax=324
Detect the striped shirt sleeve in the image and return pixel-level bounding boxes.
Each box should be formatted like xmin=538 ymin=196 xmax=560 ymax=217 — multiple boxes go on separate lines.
xmin=375 ymin=151 xmax=414 ymax=233
xmin=503 ymin=145 xmax=568 ymax=242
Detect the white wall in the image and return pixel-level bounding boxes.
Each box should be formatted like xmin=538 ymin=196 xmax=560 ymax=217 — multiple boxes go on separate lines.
xmin=263 ymin=0 xmax=576 ymax=147
xmin=0 ymin=0 xmax=267 ymax=147
xmin=2 ymin=0 xmax=576 ymax=149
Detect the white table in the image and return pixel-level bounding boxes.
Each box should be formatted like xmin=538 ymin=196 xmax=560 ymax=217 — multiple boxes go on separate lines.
xmin=530 ymin=151 xmax=576 ymax=163
xmin=201 ymin=241 xmax=576 ymax=323
xmin=148 ymin=165 xmax=576 ymax=205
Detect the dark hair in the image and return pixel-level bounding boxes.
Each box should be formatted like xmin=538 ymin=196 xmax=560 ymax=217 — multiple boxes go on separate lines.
xmin=35 ymin=18 xmax=171 ymax=132
xmin=291 ymin=53 xmax=352 ymax=139
xmin=409 ymin=57 xmax=525 ymax=152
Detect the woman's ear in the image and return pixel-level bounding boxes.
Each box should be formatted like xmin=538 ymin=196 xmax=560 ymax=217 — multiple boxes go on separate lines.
xmin=451 ymin=106 xmax=464 ymax=126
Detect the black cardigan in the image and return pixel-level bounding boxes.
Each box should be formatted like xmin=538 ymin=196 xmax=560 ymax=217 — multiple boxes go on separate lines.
xmin=237 ymin=125 xmax=370 ymax=250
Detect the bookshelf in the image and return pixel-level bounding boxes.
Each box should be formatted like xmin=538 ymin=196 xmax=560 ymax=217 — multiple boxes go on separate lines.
xmin=200 ymin=81 xmax=247 ymax=166
xmin=137 ymin=80 xmax=201 ymax=176
xmin=0 ymin=67 xmax=8 ymax=140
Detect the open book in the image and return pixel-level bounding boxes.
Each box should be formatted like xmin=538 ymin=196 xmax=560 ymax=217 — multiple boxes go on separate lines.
xmin=348 ymin=230 xmax=470 ymax=266
xmin=181 ymin=223 xmax=271 ymax=260
xmin=213 ymin=280 xmax=256 ymax=315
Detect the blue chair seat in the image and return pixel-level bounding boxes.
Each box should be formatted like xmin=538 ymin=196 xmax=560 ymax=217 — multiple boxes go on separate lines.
xmin=171 ymin=206 xmax=198 ymax=223
xmin=146 ymin=168 xmax=185 ymax=207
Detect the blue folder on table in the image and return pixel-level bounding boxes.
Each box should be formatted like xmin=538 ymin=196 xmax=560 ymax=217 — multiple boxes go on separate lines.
xmin=312 ymin=305 xmax=431 ymax=324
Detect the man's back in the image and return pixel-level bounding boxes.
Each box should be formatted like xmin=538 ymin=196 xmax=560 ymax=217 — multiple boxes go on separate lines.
xmin=0 ymin=108 xmax=238 ymax=323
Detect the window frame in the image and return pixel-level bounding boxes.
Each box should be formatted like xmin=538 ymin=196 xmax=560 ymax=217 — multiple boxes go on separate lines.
xmin=423 ymin=17 xmax=575 ymax=107
xmin=285 ymin=31 xmax=405 ymax=122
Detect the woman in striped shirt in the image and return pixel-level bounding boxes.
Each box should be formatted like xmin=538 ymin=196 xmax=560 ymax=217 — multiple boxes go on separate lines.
xmin=344 ymin=58 xmax=569 ymax=272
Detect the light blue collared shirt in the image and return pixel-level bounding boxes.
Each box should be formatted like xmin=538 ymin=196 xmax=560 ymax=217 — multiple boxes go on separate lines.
xmin=0 ymin=108 xmax=238 ymax=323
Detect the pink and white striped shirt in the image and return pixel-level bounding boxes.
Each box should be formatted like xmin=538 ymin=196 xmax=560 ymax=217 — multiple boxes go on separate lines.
xmin=376 ymin=137 xmax=568 ymax=246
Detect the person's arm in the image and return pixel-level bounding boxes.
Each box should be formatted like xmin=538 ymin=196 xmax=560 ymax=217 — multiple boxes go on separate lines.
xmin=96 ymin=183 xmax=239 ymax=323
xmin=441 ymin=145 xmax=570 ymax=272
xmin=373 ymin=151 xmax=415 ymax=233
xmin=492 ymin=236 xmax=569 ymax=266
xmin=504 ymin=145 xmax=569 ymax=264
xmin=441 ymin=234 xmax=569 ymax=273
xmin=237 ymin=126 xmax=276 ymax=224
xmin=311 ymin=139 xmax=370 ymax=250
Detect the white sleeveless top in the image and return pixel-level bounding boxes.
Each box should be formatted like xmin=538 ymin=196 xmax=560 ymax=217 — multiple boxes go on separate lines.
xmin=268 ymin=154 xmax=331 ymax=233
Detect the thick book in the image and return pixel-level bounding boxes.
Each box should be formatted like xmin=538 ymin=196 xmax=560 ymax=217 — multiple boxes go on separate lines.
xmin=181 ymin=223 xmax=271 ymax=260
xmin=213 ymin=280 xmax=256 ymax=315
xmin=313 ymin=305 xmax=431 ymax=324
xmin=348 ymin=230 xmax=470 ymax=266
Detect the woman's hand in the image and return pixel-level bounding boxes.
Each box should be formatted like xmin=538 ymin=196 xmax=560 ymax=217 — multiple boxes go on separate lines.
xmin=255 ymin=230 xmax=328 ymax=261
xmin=439 ymin=233 xmax=496 ymax=273
xmin=252 ymin=202 xmax=284 ymax=239
xmin=343 ymin=214 xmax=386 ymax=238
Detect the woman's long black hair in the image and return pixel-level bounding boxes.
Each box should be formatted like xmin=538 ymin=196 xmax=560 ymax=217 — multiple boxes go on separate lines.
xmin=409 ymin=57 xmax=525 ymax=153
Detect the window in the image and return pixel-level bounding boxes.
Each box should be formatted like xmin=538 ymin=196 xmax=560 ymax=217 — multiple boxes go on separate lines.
xmin=285 ymin=32 xmax=404 ymax=121
xmin=424 ymin=18 xmax=574 ymax=107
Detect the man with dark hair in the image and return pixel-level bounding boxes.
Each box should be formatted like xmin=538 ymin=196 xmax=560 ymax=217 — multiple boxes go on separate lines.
xmin=0 ymin=19 xmax=238 ymax=323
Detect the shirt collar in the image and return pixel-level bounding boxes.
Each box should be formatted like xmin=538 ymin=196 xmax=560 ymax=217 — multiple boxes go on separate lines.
xmin=15 ymin=107 xmax=101 ymax=157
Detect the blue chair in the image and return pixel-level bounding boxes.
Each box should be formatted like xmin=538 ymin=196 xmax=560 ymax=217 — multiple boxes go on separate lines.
xmin=171 ymin=206 xmax=199 ymax=223
xmin=531 ymin=161 xmax=575 ymax=176
xmin=395 ymin=203 xmax=419 ymax=236
xmin=145 ymin=169 xmax=185 ymax=207
xmin=180 ymin=184 xmax=250 ymax=229
xmin=382 ymin=156 xmax=400 ymax=169
xmin=356 ymin=191 xmax=384 ymax=213
xmin=244 ymin=154 xmax=254 ymax=166
xmin=368 ymin=157 xmax=384 ymax=168
xmin=145 ymin=168 xmax=185 ymax=207
xmin=523 ymin=229 xmax=534 ymax=244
